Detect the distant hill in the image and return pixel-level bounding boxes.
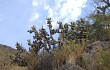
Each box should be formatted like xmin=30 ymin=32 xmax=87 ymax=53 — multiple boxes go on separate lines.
xmin=0 ymin=44 xmax=16 ymax=70
xmin=0 ymin=44 xmax=28 ymax=70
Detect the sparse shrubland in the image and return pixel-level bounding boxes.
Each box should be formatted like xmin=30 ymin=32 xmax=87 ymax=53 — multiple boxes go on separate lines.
xmin=9 ymin=0 xmax=110 ymax=70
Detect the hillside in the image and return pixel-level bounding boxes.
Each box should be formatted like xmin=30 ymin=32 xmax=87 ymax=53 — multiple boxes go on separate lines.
xmin=0 ymin=41 xmax=110 ymax=70
xmin=0 ymin=44 xmax=27 ymax=70
xmin=54 ymin=41 xmax=110 ymax=70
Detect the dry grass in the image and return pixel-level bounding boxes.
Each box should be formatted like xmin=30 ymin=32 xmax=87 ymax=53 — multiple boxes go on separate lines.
xmin=53 ymin=40 xmax=88 ymax=67
xmin=96 ymin=47 xmax=110 ymax=70
xmin=0 ymin=44 xmax=17 ymax=70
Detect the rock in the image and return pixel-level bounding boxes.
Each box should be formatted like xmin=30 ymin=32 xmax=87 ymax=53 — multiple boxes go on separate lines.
xmin=81 ymin=52 xmax=98 ymax=70
xmin=81 ymin=41 xmax=110 ymax=70
xmin=86 ymin=41 xmax=110 ymax=54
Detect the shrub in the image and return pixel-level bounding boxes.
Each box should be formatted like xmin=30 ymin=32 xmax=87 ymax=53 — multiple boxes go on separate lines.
xmin=53 ymin=40 xmax=88 ymax=68
xmin=96 ymin=49 xmax=110 ymax=70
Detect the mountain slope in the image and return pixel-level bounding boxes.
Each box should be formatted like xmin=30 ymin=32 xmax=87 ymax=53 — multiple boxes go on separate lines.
xmin=0 ymin=44 xmax=17 ymax=70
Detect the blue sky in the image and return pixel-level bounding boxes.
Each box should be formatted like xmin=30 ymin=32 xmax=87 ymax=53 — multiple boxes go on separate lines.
xmin=0 ymin=0 xmax=94 ymax=50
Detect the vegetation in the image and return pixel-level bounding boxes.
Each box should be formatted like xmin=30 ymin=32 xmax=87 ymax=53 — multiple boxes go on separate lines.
xmin=96 ymin=48 xmax=110 ymax=70
xmin=9 ymin=0 xmax=110 ymax=70
xmin=0 ymin=44 xmax=17 ymax=70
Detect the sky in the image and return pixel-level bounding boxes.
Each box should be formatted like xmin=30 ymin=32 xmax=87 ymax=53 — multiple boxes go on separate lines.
xmin=0 ymin=0 xmax=94 ymax=50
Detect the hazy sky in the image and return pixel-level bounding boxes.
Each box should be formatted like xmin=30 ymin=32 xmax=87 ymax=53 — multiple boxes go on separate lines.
xmin=0 ymin=0 xmax=93 ymax=49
